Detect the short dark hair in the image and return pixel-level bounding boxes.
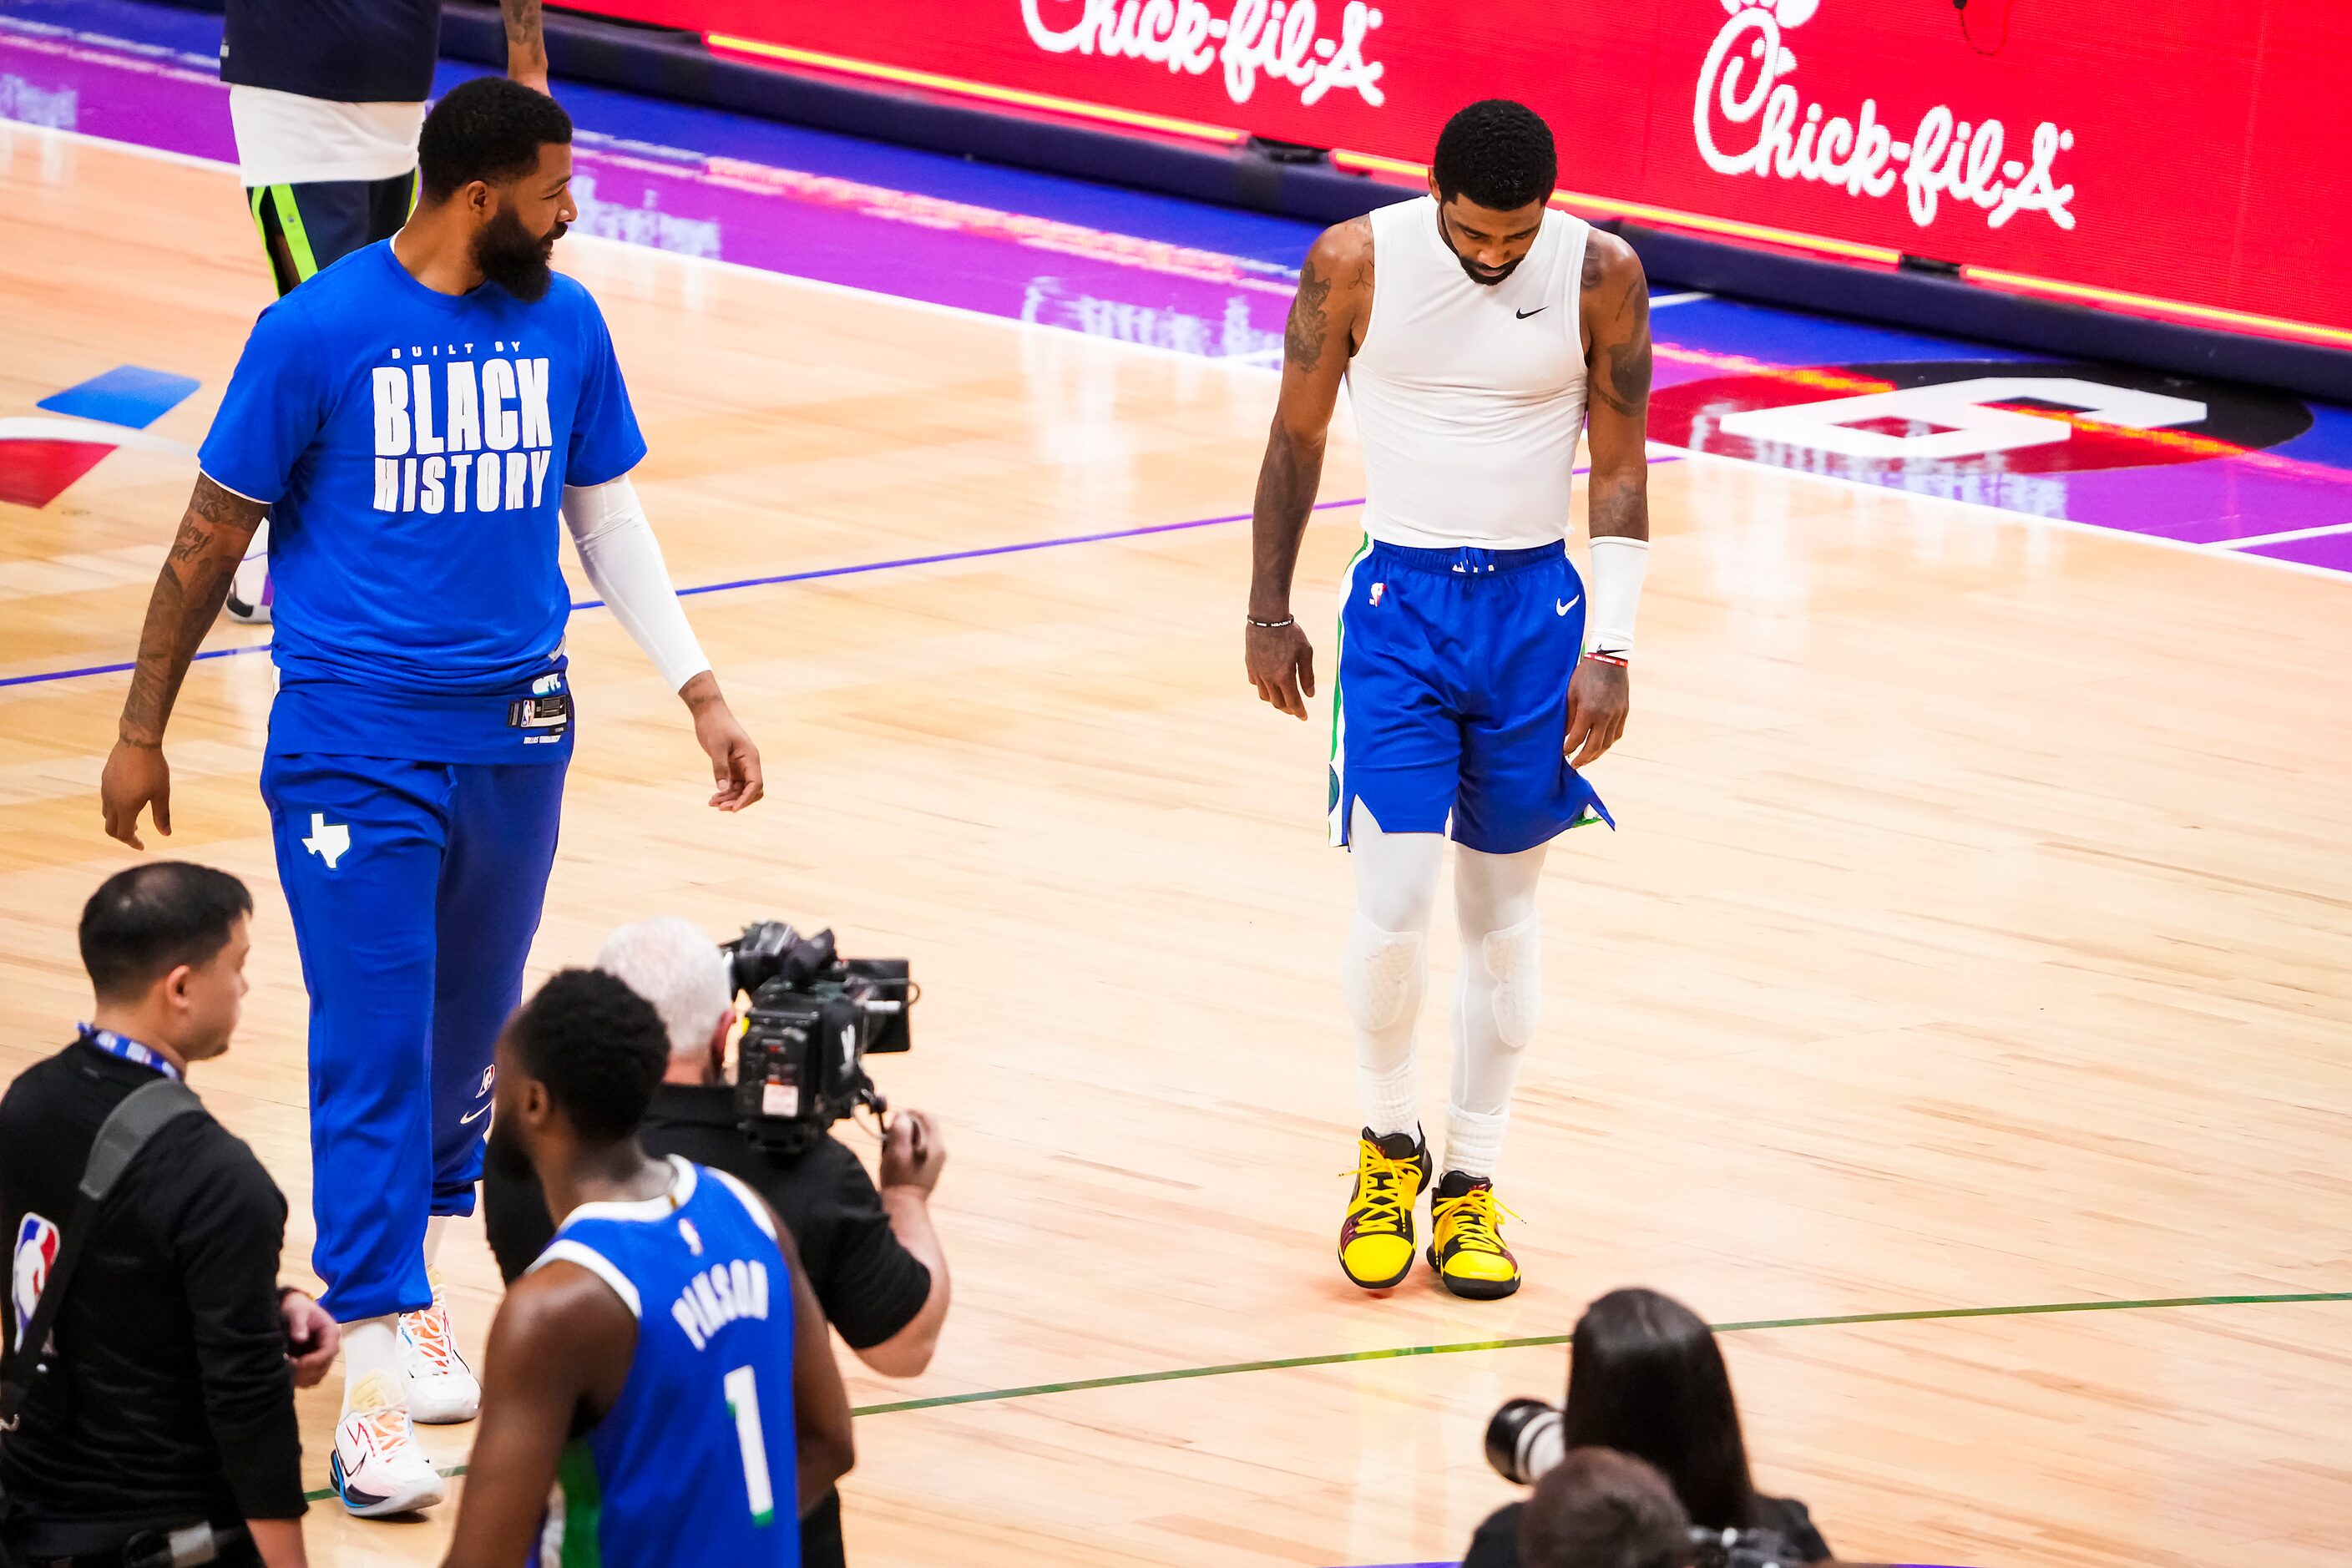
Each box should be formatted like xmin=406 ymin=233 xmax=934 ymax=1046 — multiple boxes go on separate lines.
xmin=1519 ymin=1449 xmax=1693 ymax=1568
xmin=79 ymin=862 xmax=252 ymax=1001
xmin=508 ymin=969 xmax=668 ymax=1142
xmin=418 ymin=76 xmax=573 ymax=202
xmin=1563 ymin=1288 xmax=1759 ymax=1533
xmin=1433 ymin=99 xmax=1557 ymax=212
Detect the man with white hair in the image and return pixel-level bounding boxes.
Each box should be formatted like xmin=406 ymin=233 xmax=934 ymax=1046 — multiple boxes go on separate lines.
xmin=481 ymin=915 xmax=949 ymax=1568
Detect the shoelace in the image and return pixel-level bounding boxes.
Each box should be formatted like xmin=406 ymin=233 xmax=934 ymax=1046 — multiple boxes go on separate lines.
xmin=1341 ymin=1145 xmax=1416 ymax=1237
xmin=403 ymin=1303 xmax=462 ymax=1378
xmin=348 ymin=1403 xmax=413 ymax=1459
xmin=1434 ymin=1185 xmax=1519 ymax=1256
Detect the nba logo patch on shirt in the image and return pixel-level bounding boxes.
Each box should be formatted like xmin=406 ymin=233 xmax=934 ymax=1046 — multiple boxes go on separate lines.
xmin=13 ymin=1212 xmax=59 ymax=1348
xmin=1369 ymin=582 xmax=1385 ymax=606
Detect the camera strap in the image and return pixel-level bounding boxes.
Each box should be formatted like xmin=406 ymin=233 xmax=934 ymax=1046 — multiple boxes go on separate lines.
xmin=0 ymin=1078 xmax=205 ymax=1431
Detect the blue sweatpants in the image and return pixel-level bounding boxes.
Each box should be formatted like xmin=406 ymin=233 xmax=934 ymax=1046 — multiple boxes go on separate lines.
xmin=261 ymin=751 xmax=566 ymax=1321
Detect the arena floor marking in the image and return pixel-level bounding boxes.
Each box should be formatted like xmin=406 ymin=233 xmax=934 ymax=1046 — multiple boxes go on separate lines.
xmin=0 ymin=457 xmax=1694 ymax=691
xmin=10 ymin=104 xmax=2351 ymax=584
xmin=294 ymin=1288 xmax=2352 ymax=1502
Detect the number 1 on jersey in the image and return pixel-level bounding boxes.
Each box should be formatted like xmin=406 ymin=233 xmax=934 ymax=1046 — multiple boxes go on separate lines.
xmin=725 ymin=1364 xmax=776 ymax=1526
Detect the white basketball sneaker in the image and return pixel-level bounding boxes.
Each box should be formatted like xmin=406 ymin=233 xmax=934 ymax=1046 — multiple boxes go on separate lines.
xmin=331 ymin=1372 xmax=446 ymax=1517
xmin=397 ymin=1272 xmax=480 ymax=1424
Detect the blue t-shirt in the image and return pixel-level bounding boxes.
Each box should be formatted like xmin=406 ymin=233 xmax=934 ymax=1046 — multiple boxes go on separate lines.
xmin=200 ymin=241 xmax=646 ymax=763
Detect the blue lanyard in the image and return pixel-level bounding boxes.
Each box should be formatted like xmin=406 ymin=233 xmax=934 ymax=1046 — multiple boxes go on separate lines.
xmin=77 ymin=1024 xmax=182 ymax=1082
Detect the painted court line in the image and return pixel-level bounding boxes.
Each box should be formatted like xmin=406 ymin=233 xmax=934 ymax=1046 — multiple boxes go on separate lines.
xmin=296 ymin=1288 xmax=2350 ymax=1501
xmin=2218 ymin=518 xmax=2352 ymax=549
xmin=2 ymin=457 xmax=1686 ymax=690
xmin=11 ymin=123 xmax=2349 ymax=586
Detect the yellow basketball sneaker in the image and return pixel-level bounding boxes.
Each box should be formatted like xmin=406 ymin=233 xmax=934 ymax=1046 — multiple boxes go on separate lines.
xmin=1338 ymin=1127 xmax=1433 ymax=1291
xmin=1427 ymin=1171 xmax=1520 ymax=1299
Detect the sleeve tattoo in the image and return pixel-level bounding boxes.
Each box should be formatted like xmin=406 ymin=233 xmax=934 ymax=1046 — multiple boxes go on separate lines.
xmin=1588 ymin=257 xmax=1651 ymax=419
xmin=1285 ymin=256 xmax=1333 ymax=374
xmin=119 ymin=475 xmax=266 ymax=744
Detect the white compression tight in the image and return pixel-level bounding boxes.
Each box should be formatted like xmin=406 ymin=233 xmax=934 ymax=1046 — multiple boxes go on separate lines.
xmin=1344 ymin=799 xmax=1549 ymax=1181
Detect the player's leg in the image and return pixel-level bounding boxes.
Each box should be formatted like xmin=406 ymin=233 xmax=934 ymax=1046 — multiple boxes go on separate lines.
xmin=1331 ymin=545 xmax=1462 ymax=1291
xmin=230 ymin=173 xmax=415 ymax=622
xmin=1435 ymin=549 xmax=1611 ymax=1299
xmin=260 ymin=752 xmax=453 ymax=1514
xmin=402 ymin=757 xmax=567 ymax=1419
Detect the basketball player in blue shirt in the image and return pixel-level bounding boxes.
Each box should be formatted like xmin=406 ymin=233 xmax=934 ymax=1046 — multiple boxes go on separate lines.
xmin=98 ymin=78 xmax=764 ymax=1515
xmin=1244 ymin=102 xmax=1652 ymax=1300
xmin=443 ymin=969 xmax=853 ymax=1568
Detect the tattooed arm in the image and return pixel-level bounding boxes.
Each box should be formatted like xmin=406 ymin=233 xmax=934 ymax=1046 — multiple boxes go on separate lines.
xmin=1246 ymin=216 xmax=1372 ymax=721
xmin=502 ymin=0 xmax=549 ymax=94
xmin=1565 ymin=231 xmax=1653 ymax=767
xmin=99 ymin=475 xmax=266 ymax=847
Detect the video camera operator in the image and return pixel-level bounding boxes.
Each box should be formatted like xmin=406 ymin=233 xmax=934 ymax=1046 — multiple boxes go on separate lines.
xmin=0 ymin=864 xmax=337 ymax=1568
xmin=1470 ymin=1287 xmax=1833 ymax=1568
xmin=482 ymin=915 xmax=948 ymax=1568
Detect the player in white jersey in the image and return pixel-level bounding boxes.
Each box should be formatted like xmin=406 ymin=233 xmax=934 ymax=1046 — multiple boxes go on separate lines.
xmin=1244 ymin=101 xmax=1654 ymax=1298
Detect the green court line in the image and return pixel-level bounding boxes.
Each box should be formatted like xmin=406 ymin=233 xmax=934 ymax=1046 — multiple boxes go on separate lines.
xmin=847 ymin=1290 xmax=2351 ymax=1417
xmin=300 ymin=1290 xmax=2347 ymax=1500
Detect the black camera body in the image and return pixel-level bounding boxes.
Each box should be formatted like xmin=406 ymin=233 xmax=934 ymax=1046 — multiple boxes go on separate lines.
xmin=722 ymin=921 xmax=914 ymax=1154
xmin=1485 ymin=1399 xmax=1803 ymax=1568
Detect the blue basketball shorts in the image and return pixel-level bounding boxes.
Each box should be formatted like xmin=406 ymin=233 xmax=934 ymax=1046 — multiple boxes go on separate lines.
xmin=1328 ymin=538 xmax=1614 ymax=856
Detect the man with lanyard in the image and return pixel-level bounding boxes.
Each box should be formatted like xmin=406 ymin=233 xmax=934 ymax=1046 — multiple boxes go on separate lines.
xmin=221 ymin=0 xmax=550 ymax=622
xmin=1 ymin=864 xmax=337 ymax=1568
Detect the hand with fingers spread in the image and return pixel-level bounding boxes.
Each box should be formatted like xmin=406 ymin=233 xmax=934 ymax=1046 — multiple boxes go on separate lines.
xmin=1246 ymin=619 xmax=1318 ymax=721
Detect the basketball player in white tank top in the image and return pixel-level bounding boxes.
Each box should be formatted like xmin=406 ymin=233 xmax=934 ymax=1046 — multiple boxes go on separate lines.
xmin=1244 ymin=101 xmax=1654 ymax=1299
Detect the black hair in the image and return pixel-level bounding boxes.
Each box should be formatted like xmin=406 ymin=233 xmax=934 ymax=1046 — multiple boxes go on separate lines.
xmin=1562 ymin=1288 xmax=1760 ymax=1534
xmin=417 ymin=76 xmax=573 ymax=202
xmin=79 ymin=862 xmax=252 ymax=1000
xmin=1518 ymin=1449 xmax=1694 ymax=1568
xmin=507 ymin=969 xmax=669 ymax=1142
xmin=1433 ymin=99 xmax=1558 ymax=212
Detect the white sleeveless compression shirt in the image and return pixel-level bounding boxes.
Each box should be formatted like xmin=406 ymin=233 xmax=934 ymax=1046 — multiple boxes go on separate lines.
xmin=1347 ymin=196 xmax=1591 ymax=551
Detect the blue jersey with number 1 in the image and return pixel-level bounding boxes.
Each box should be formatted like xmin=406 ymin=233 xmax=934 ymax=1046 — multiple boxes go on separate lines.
xmin=529 ymin=1158 xmax=801 ymax=1568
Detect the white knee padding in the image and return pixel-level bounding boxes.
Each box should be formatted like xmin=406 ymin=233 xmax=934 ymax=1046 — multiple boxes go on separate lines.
xmin=1345 ymin=916 xmax=1426 ymax=1033
xmin=1480 ymin=915 xmax=1543 ymax=1050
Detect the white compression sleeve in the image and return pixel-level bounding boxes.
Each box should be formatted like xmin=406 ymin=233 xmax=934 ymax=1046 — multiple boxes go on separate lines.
xmin=1584 ymin=534 xmax=1650 ymax=657
xmin=1444 ymin=840 xmax=1549 ymax=1180
xmin=561 ymin=477 xmax=711 ymax=693
xmin=1347 ymin=799 xmax=1445 ymax=1139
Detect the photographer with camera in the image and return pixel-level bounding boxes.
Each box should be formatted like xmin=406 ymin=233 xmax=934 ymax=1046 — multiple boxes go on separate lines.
xmin=1472 ymin=1287 xmax=1833 ymax=1568
xmin=1 ymin=865 xmax=337 ymax=1568
xmin=483 ymin=915 xmax=947 ymax=1567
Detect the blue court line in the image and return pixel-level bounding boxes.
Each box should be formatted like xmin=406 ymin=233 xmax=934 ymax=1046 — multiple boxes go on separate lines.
xmin=0 ymin=458 xmax=1682 ymax=692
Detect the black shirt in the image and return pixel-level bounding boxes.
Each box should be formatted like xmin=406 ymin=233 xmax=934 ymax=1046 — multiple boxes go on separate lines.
xmin=220 ymin=0 xmax=442 ymax=104
xmin=0 ymin=1042 xmax=303 ymax=1540
xmin=483 ymin=1084 xmax=932 ymax=1350
xmin=1464 ymin=1493 xmax=1830 ymax=1568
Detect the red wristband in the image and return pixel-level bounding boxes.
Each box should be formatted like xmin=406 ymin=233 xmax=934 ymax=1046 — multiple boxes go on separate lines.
xmin=1584 ymin=651 xmax=1629 ymax=668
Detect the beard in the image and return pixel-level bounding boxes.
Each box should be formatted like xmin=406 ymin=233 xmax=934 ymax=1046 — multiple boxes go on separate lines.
xmin=1452 ymin=246 xmax=1524 ymax=287
xmin=484 ymin=1113 xmax=535 ymax=1183
xmin=474 ymin=207 xmax=566 ymax=302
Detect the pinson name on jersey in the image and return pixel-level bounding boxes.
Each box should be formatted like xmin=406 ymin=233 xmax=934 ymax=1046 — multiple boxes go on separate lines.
xmin=369 ymin=342 xmax=556 ymax=516
xmin=670 ymin=1255 xmax=772 ymax=1352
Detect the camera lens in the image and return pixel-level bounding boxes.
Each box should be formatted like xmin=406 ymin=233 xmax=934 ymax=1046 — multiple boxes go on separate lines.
xmin=1484 ymin=1398 xmax=1565 ymax=1485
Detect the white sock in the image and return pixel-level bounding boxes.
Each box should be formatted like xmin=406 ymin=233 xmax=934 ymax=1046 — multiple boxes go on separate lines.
xmin=1444 ymin=1104 xmax=1510 ymax=1181
xmin=341 ymin=1316 xmax=402 ymax=1415
xmin=422 ymin=1215 xmax=448 ymax=1272
xmin=1345 ymin=802 xmax=1444 ymax=1140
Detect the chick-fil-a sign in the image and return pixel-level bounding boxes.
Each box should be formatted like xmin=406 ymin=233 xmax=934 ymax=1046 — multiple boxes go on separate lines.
xmin=1695 ymin=0 xmax=2076 ymax=233
xmin=573 ymin=0 xmax=2352 ymax=339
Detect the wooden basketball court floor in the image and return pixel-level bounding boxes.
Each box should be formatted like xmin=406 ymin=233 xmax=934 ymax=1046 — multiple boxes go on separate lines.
xmin=4 ymin=124 xmax=2350 ymax=1568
